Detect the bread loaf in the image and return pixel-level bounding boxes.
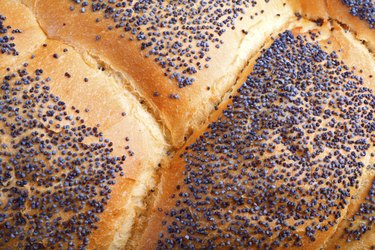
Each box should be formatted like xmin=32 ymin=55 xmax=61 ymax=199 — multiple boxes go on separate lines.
xmin=0 ymin=0 xmax=374 ymax=249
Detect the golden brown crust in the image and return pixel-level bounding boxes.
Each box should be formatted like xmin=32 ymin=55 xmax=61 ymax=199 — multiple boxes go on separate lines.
xmin=0 ymin=0 xmax=45 ymax=69
xmin=288 ymin=0 xmax=375 ymax=54
xmin=32 ymin=0 xmax=294 ymax=148
xmin=19 ymin=0 xmax=36 ymax=10
xmin=0 ymin=39 xmax=166 ymax=249
xmin=324 ymin=171 xmax=375 ymax=250
xmin=315 ymin=21 xmax=375 ymax=250
xmin=1 ymin=1 xmax=375 ymax=249
xmin=33 ymin=41 xmax=166 ymax=249
xmin=138 ymin=19 xmax=375 ymax=249
xmin=326 ymin=0 xmax=375 ymax=54
xmin=288 ymin=0 xmax=329 ymax=19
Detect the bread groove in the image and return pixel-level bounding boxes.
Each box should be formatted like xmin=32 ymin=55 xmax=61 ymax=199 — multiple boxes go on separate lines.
xmin=76 ymin=50 xmax=173 ymax=147
xmin=15 ymin=0 xmax=175 ymax=148
xmin=332 ymin=18 xmax=375 ymax=58
xmin=138 ymin=17 xmax=375 ymax=249
xmin=1 ymin=0 xmax=375 ymax=249
xmin=126 ymin=15 xmax=303 ymax=247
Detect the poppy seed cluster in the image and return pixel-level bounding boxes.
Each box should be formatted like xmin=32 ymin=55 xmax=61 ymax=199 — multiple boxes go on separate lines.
xmin=70 ymin=0 xmax=269 ymax=87
xmin=0 ymin=14 xmax=20 ymax=56
xmin=341 ymin=178 xmax=375 ymax=243
xmin=342 ymin=0 xmax=375 ymax=28
xmin=0 ymin=66 xmax=125 ymax=249
xmin=157 ymin=31 xmax=375 ymax=249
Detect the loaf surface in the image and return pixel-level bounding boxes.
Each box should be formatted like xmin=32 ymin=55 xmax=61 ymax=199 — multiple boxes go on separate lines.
xmin=0 ymin=0 xmax=45 ymax=68
xmin=31 ymin=0 xmax=295 ymax=147
xmin=139 ymin=19 xmax=375 ymax=249
xmin=0 ymin=0 xmax=374 ymax=249
xmin=0 ymin=1 xmax=166 ymax=249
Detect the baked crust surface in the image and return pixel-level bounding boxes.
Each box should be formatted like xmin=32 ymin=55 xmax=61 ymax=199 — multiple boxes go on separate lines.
xmin=0 ymin=0 xmax=374 ymax=249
